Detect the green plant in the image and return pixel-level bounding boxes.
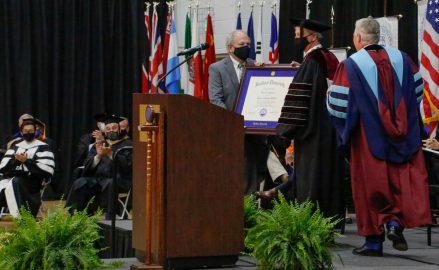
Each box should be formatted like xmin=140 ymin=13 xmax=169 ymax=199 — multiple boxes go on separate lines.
xmin=244 ymin=194 xmax=260 ymax=231
xmin=245 ymin=195 xmax=340 ymax=270
xmin=0 ymin=204 xmax=117 ymax=270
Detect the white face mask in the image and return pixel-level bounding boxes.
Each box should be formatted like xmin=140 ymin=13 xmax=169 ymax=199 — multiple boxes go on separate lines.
xmin=97 ymin=122 xmax=106 ymax=132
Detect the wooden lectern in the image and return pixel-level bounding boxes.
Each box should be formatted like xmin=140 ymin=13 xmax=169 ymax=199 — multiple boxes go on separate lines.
xmin=131 ymin=94 xmax=244 ymax=270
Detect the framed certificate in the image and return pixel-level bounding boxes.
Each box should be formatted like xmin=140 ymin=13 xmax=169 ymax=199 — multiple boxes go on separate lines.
xmin=234 ymin=65 xmax=297 ymax=134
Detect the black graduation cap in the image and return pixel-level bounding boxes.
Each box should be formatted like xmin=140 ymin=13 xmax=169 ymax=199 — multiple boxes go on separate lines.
xmin=33 ymin=118 xmax=45 ymax=127
xmin=93 ymin=113 xmax=108 ymax=122
xmin=290 ymin=18 xmax=331 ymax=33
xmin=20 ymin=118 xmax=37 ymax=129
xmin=102 ymin=114 xmax=124 ymax=125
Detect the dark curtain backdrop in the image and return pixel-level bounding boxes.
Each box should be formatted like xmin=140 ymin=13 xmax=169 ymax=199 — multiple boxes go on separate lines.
xmin=279 ymin=0 xmax=419 ymax=64
xmin=0 ymin=0 xmax=155 ymax=197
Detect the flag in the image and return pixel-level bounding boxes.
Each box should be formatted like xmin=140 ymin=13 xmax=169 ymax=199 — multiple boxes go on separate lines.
xmin=188 ymin=7 xmax=203 ymax=98
xmin=162 ymin=11 xmax=172 ymax=75
xmin=269 ymin=12 xmax=279 ymax=64
xmin=255 ymin=4 xmax=263 ymax=62
xmin=420 ymin=0 xmax=439 ymax=134
xmin=150 ymin=5 xmax=163 ymax=93
xmin=203 ymin=13 xmax=216 ymax=101
xmin=165 ymin=12 xmax=181 ymax=94
xmin=180 ymin=12 xmax=192 ymax=94
xmin=236 ymin=12 xmax=242 ymax=30
xmin=247 ymin=11 xmax=256 ymax=60
xmin=142 ymin=6 xmax=151 ymax=93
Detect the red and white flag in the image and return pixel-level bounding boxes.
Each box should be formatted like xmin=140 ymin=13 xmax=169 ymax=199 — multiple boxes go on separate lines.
xmin=149 ymin=5 xmax=164 ymax=93
xmin=141 ymin=4 xmax=151 ymax=93
xmin=269 ymin=11 xmax=279 ymax=64
xmin=420 ymin=0 xmax=439 ymax=135
xmin=188 ymin=6 xmax=203 ymax=98
xmin=162 ymin=10 xmax=172 ymax=75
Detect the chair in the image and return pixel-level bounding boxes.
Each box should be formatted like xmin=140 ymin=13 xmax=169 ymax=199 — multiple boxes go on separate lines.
xmin=427 ymin=184 xmax=439 ymax=246
xmin=0 ymin=178 xmax=51 ymax=219
xmin=423 ymin=149 xmax=439 ymax=245
xmin=117 ymin=188 xmax=131 ymax=219
xmin=37 ymin=178 xmax=52 ymax=218
xmin=110 ymin=145 xmax=133 ymax=258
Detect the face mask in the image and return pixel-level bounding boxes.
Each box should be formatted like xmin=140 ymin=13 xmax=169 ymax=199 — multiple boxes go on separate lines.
xmin=233 ymin=46 xmax=250 ymax=61
xmin=22 ymin=133 xmax=35 ymax=142
xmin=97 ymin=122 xmax=106 ymax=132
xmin=294 ymin=37 xmax=309 ymax=52
xmin=106 ymin=131 xmax=119 ymax=141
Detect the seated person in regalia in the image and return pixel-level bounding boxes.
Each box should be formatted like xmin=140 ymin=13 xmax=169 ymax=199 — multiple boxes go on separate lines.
xmin=66 ymin=114 xmax=132 ymax=216
xmin=0 ymin=118 xmax=55 ymax=217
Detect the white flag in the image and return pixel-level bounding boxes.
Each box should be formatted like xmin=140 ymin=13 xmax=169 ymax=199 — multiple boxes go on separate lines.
xmin=255 ymin=2 xmax=263 ymax=62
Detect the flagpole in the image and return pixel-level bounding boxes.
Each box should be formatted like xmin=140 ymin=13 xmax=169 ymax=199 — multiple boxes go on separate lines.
xmin=166 ymin=1 xmax=175 ymax=14
xmin=306 ymin=0 xmax=312 ymax=19
xmin=384 ymin=0 xmax=387 ymax=17
xmin=271 ymin=0 xmax=277 ymax=13
xmin=330 ymin=5 xmax=335 ymax=48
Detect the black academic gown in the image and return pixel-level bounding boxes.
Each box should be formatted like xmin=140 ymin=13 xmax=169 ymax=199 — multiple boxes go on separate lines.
xmin=66 ymin=137 xmax=132 ymax=214
xmin=277 ymin=48 xmax=345 ymax=220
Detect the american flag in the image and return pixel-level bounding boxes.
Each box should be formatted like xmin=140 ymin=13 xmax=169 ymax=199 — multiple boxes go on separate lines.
xmin=421 ymin=0 xmax=439 ymax=134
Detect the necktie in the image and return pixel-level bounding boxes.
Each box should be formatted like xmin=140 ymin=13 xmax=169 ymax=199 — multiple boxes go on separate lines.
xmin=237 ymin=63 xmax=244 ymax=80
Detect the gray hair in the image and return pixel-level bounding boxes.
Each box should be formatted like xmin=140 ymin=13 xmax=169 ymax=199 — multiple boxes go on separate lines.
xmin=225 ymin=30 xmax=248 ymax=47
xmin=354 ymin=16 xmax=380 ymax=44
xmin=314 ymin=32 xmax=323 ymax=40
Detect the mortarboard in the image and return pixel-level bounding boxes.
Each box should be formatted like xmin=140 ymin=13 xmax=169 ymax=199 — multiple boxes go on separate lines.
xmin=94 ymin=113 xmax=108 ymax=123
xmin=20 ymin=118 xmax=38 ymax=129
xmin=290 ymin=18 xmax=331 ymax=33
xmin=33 ymin=118 xmax=45 ymax=127
xmin=102 ymin=114 xmax=124 ymax=125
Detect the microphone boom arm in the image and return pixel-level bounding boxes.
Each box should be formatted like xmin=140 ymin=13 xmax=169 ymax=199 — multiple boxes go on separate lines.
xmin=156 ymin=54 xmax=194 ymax=94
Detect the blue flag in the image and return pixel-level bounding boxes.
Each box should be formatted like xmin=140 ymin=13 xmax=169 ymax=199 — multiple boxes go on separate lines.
xmin=236 ymin=12 xmax=242 ymax=30
xmin=165 ymin=15 xmax=180 ymax=94
xmin=247 ymin=11 xmax=256 ymax=60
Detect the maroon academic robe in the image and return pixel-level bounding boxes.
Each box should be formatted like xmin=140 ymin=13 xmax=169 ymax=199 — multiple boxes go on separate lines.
xmin=329 ymin=46 xmax=431 ymax=236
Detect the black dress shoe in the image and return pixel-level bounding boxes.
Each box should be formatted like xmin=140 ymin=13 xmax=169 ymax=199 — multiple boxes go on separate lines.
xmin=352 ymin=245 xmax=383 ymax=257
xmin=387 ymin=226 xmax=408 ymax=251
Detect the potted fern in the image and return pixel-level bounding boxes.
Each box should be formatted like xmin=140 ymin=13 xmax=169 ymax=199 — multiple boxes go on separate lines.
xmin=0 ymin=205 xmax=118 ymax=270
xmin=244 ymin=195 xmax=260 ymax=232
xmin=245 ymin=195 xmax=340 ymax=270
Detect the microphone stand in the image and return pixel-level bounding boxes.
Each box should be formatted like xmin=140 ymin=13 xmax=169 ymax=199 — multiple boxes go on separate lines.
xmin=156 ymin=54 xmax=194 ymax=94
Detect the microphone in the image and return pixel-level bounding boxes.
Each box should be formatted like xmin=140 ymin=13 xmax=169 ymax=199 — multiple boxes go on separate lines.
xmin=177 ymin=43 xmax=210 ymax=56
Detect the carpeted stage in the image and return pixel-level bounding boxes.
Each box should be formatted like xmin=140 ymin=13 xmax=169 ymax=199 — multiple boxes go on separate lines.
xmin=99 ymin=219 xmax=439 ymax=270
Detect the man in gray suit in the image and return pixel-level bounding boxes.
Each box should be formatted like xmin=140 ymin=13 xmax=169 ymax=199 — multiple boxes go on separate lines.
xmin=208 ymin=30 xmax=268 ymax=195
xmin=209 ymin=30 xmax=253 ymax=110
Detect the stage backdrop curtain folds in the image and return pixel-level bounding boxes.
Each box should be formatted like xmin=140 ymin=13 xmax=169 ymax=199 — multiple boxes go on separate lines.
xmin=0 ymin=0 xmax=148 ymax=197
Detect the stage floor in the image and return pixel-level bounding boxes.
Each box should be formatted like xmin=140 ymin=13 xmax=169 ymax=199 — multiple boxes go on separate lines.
xmin=100 ymin=220 xmax=439 ymax=270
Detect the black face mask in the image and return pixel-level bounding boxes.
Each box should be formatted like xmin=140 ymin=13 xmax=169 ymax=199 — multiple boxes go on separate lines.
xmin=22 ymin=133 xmax=35 ymax=142
xmin=233 ymin=46 xmax=250 ymax=61
xmin=294 ymin=37 xmax=309 ymax=52
xmin=106 ymin=131 xmax=119 ymax=141
xmin=119 ymin=129 xmax=128 ymax=138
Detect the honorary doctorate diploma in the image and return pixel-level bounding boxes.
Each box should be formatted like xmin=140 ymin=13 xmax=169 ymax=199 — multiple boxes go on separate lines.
xmin=234 ymin=66 xmax=296 ymax=134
